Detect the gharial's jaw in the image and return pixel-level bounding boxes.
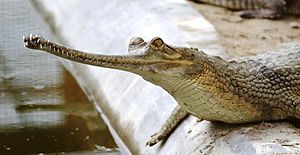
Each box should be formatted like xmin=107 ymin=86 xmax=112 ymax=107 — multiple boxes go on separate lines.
xmin=23 ymin=34 xmax=197 ymax=78
xmin=23 ymin=34 xmax=145 ymax=71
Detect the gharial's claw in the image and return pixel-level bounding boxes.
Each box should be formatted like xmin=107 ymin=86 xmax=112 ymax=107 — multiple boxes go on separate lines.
xmin=145 ymin=132 xmax=162 ymax=147
xmin=23 ymin=34 xmax=45 ymax=49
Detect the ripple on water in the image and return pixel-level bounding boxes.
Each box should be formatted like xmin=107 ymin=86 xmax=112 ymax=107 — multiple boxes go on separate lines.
xmin=0 ymin=74 xmax=16 ymax=80
xmin=31 ymin=85 xmax=46 ymax=90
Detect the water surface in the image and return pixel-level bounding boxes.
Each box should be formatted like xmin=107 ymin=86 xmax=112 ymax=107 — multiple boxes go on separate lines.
xmin=0 ymin=0 xmax=118 ymax=154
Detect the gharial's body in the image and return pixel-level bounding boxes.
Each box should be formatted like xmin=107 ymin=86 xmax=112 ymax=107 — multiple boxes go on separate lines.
xmin=24 ymin=34 xmax=300 ymax=146
xmin=190 ymin=0 xmax=300 ymax=19
xmin=159 ymin=46 xmax=300 ymax=123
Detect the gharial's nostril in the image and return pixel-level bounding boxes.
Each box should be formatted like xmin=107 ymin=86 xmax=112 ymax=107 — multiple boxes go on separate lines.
xmin=129 ymin=37 xmax=145 ymax=46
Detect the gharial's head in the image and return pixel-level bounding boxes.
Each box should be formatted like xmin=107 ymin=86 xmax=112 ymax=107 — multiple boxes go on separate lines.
xmin=122 ymin=37 xmax=209 ymax=83
xmin=23 ymin=34 xmax=210 ymax=85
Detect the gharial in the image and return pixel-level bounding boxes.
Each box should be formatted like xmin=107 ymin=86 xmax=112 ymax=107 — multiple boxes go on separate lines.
xmin=189 ymin=0 xmax=300 ymax=19
xmin=24 ymin=34 xmax=300 ymax=146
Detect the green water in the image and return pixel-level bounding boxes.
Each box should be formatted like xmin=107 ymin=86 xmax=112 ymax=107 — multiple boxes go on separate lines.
xmin=0 ymin=0 xmax=118 ymax=154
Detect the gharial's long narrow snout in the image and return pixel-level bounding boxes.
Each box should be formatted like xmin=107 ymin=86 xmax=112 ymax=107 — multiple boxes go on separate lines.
xmin=23 ymin=34 xmax=162 ymax=72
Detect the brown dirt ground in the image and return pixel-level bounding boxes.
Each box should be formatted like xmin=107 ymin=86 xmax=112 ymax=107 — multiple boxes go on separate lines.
xmin=189 ymin=2 xmax=300 ymax=57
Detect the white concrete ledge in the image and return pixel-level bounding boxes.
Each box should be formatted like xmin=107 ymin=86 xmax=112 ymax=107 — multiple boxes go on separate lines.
xmin=31 ymin=0 xmax=300 ymax=154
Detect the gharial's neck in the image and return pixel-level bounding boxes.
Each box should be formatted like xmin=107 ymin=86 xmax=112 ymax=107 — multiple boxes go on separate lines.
xmin=154 ymin=56 xmax=235 ymax=98
xmin=155 ymin=58 xmax=254 ymax=120
xmin=176 ymin=57 xmax=254 ymax=104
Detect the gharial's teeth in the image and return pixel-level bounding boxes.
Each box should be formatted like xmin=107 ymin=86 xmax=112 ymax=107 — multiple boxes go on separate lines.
xmin=37 ymin=39 xmax=40 ymax=44
xmin=22 ymin=36 xmax=25 ymax=41
xmin=30 ymin=33 xmax=33 ymax=39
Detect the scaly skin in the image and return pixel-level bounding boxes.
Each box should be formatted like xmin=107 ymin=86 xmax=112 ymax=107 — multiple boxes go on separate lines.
xmin=23 ymin=34 xmax=300 ymax=146
xmin=190 ymin=0 xmax=300 ymax=19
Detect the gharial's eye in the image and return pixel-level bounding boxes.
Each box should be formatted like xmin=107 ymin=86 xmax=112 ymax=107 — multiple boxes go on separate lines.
xmin=150 ymin=37 xmax=182 ymax=59
xmin=150 ymin=37 xmax=164 ymax=48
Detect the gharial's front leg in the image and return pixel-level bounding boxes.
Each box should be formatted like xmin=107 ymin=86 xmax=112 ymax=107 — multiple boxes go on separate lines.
xmin=146 ymin=105 xmax=189 ymax=146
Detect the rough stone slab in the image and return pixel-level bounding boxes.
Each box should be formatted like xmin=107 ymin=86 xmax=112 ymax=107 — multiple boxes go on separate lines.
xmin=31 ymin=0 xmax=300 ymax=154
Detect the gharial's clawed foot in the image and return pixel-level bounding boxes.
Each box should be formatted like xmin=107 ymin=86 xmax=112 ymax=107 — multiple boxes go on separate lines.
xmin=146 ymin=132 xmax=164 ymax=147
xmin=145 ymin=106 xmax=188 ymax=147
xmin=23 ymin=34 xmax=46 ymax=49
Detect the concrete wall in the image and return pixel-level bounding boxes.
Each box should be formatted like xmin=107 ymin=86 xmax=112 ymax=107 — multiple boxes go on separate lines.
xmin=31 ymin=0 xmax=300 ymax=154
